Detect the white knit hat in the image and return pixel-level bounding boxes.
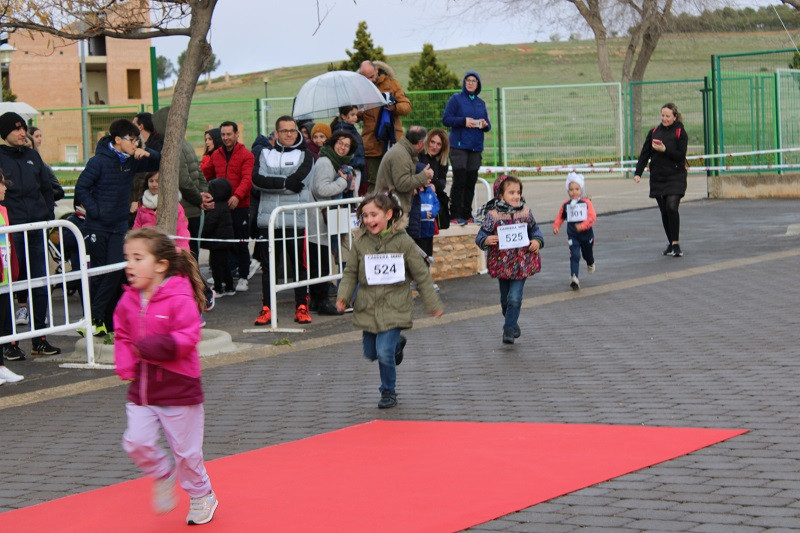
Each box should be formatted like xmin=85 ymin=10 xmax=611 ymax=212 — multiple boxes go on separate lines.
xmin=566 ymin=172 xmax=585 ymax=193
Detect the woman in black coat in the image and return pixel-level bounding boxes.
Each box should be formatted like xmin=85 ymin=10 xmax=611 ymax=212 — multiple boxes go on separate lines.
xmin=418 ymin=128 xmax=451 ymax=230
xmin=634 ymin=103 xmax=689 ymax=257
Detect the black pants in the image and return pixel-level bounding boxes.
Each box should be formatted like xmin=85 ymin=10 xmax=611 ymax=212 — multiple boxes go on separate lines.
xmin=414 ymin=237 xmax=434 ymax=260
xmin=308 ymin=242 xmax=334 ymax=303
xmin=449 ymin=148 xmax=482 ymax=220
xmin=656 ymin=195 xmax=681 ymax=243
xmin=209 ymin=248 xmax=234 ymax=293
xmin=11 ymin=230 xmax=49 ymax=331
xmin=86 ymin=229 xmax=125 ymax=327
xmin=258 ymin=227 xmax=308 ymax=307
xmin=229 ymin=207 xmax=251 ymax=279
xmin=187 ymin=215 xmax=201 ymax=261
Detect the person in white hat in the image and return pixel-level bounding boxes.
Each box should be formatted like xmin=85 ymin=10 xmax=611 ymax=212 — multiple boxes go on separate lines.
xmin=553 ymin=172 xmax=596 ymax=290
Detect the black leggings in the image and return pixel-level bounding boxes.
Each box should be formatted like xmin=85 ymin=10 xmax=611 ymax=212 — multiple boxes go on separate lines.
xmin=655 ymin=195 xmax=681 ymax=243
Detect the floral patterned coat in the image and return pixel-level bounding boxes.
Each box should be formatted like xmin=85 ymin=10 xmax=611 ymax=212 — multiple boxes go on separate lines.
xmin=476 ymin=205 xmax=544 ymax=280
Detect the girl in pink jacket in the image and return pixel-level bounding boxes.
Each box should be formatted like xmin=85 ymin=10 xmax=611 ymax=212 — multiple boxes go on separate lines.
xmin=133 ymin=171 xmax=191 ymax=251
xmin=114 ymin=227 xmax=218 ymax=525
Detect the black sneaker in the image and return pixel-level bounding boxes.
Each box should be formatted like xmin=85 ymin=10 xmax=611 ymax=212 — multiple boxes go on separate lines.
xmin=513 ymin=325 xmax=521 ymax=339
xmin=671 ymin=244 xmax=683 ymax=257
xmin=378 ymin=390 xmax=397 ymax=409
xmin=4 ymin=344 xmax=26 ymax=361
xmin=317 ymin=301 xmax=343 ymax=316
xmin=663 ymin=244 xmax=674 ymax=256
xmin=395 ymin=335 xmax=407 ymax=366
xmin=502 ymin=328 xmax=515 ymax=344
xmin=32 ymin=337 xmax=61 ymax=356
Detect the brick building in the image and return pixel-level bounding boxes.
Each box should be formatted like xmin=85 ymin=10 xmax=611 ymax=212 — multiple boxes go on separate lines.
xmin=7 ymin=31 xmax=152 ymax=164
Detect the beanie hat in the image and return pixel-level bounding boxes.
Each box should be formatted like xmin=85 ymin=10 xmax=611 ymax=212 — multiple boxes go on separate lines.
xmin=311 ymin=122 xmax=331 ymax=140
xmin=0 ymin=112 xmax=27 ymax=140
xmin=566 ymin=172 xmax=585 ymax=193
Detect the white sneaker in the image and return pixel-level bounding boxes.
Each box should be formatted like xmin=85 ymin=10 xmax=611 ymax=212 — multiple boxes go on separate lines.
xmin=247 ymin=258 xmax=261 ymax=280
xmin=235 ymin=278 xmax=248 ymax=292
xmin=15 ymin=306 xmax=29 ymax=325
xmin=570 ymin=274 xmax=580 ymax=290
xmin=152 ymin=471 xmax=177 ymax=514
xmin=0 ymin=366 xmax=24 ymax=383
xmin=587 ymin=263 xmax=596 ymax=274
xmin=186 ymin=491 xmax=218 ymax=525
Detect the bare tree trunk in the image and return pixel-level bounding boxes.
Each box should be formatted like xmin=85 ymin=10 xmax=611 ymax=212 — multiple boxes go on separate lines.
xmin=156 ymin=0 xmax=216 ymax=234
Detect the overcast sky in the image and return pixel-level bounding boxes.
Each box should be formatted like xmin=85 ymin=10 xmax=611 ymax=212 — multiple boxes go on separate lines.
xmin=155 ymin=0 xmax=787 ymax=78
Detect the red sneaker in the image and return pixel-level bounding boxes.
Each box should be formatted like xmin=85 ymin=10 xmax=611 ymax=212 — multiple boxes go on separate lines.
xmin=254 ymin=306 xmax=271 ymax=326
xmin=294 ymin=304 xmax=312 ymax=324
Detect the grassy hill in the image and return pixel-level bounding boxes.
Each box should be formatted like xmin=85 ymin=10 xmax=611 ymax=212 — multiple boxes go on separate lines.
xmin=163 ymin=31 xmax=798 ymax=102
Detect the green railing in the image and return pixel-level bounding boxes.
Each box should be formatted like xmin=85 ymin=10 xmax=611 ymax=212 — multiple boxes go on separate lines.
xmin=39 ymin=50 xmax=800 ymax=182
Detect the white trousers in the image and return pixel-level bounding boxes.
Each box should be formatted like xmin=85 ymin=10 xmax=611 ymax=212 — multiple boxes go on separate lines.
xmin=122 ymin=402 xmax=212 ymax=498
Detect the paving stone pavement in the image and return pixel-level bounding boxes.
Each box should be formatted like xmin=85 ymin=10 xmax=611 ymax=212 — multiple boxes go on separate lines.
xmin=1 ymin=194 xmax=799 ymax=532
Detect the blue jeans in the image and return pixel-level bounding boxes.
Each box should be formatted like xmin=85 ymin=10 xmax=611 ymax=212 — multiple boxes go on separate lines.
xmin=362 ymin=328 xmax=402 ymax=392
xmin=568 ymin=228 xmax=595 ymax=277
xmin=499 ymin=278 xmax=526 ymax=331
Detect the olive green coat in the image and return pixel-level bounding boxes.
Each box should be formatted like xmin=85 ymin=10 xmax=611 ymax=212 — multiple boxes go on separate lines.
xmin=338 ymin=227 xmax=443 ymax=334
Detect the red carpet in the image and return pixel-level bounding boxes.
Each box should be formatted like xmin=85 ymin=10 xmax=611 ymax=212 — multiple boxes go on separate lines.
xmin=1 ymin=421 xmax=745 ymax=532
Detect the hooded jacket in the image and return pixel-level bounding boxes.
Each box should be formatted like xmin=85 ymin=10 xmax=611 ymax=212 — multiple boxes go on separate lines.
xmin=201 ymin=140 xmax=254 ymax=208
xmin=201 ymin=178 xmax=234 ymax=250
xmin=442 ymin=71 xmax=492 ymax=153
xmin=251 ymin=130 xmax=313 ymax=229
xmin=374 ymin=136 xmax=430 ymax=217
xmin=338 ymin=226 xmax=443 ymax=334
xmin=75 ymin=136 xmax=160 ymax=234
xmin=113 ymin=275 xmax=204 ymax=406
xmin=360 ymin=61 xmax=412 ymax=157
xmin=151 ymin=107 xmax=207 ymax=219
xmin=0 ymin=142 xmax=55 ymax=225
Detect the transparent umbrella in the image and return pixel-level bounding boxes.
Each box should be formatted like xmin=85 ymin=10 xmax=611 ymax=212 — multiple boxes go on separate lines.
xmin=292 ymin=71 xmax=385 ymax=120
xmin=0 ymin=101 xmax=38 ymax=120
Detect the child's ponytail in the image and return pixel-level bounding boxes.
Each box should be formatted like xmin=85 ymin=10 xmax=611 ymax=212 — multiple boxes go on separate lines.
xmin=171 ymin=248 xmax=207 ymax=312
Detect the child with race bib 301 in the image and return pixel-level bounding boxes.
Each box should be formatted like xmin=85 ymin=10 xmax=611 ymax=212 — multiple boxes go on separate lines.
xmin=552 ymin=172 xmax=596 ymax=291
xmin=336 ymin=192 xmax=444 ymax=409
xmin=476 ymin=174 xmax=543 ymax=345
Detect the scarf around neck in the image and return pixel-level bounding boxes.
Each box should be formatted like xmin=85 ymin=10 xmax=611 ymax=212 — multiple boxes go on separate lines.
xmin=478 ymin=197 xmax=527 ymax=221
xmin=109 ymin=142 xmax=131 ymax=163
xmin=318 ymin=144 xmax=351 ymax=171
xmin=142 ymin=190 xmax=158 ymax=210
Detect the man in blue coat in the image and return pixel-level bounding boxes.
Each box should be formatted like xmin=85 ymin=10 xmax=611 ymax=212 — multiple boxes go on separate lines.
xmin=75 ymin=119 xmax=160 ymax=336
xmin=0 ymin=112 xmax=59 ymax=359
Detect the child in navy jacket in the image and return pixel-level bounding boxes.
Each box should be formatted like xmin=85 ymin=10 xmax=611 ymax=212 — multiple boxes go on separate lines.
xmin=553 ymin=172 xmax=596 ymax=290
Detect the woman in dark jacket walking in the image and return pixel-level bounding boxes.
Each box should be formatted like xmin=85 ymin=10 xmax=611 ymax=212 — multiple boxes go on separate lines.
xmin=442 ymin=70 xmax=491 ymax=225
xmin=634 ymin=103 xmax=689 ymax=257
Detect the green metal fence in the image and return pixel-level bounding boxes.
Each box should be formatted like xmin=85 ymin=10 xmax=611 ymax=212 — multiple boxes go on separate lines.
xmin=501 ymin=83 xmax=623 ymax=169
xmin=624 ymin=79 xmax=708 ymax=162
xmin=712 ymin=49 xmax=797 ymax=170
xmin=38 ymin=50 xmax=800 ymax=179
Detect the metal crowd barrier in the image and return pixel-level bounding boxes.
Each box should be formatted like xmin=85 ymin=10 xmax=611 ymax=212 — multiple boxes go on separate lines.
xmin=0 ymin=219 xmax=112 ymax=369
xmin=261 ymin=197 xmax=362 ymax=331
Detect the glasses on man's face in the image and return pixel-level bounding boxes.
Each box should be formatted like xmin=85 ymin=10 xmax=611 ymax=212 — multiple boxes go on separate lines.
xmin=465 ymin=79 xmax=478 ymax=84
xmin=277 ymin=129 xmax=295 ymax=135
xmin=122 ymin=136 xmax=137 ymax=142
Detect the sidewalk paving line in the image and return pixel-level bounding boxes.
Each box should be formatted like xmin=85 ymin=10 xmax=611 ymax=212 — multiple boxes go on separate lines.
xmin=2 ymin=246 xmax=797 ymax=412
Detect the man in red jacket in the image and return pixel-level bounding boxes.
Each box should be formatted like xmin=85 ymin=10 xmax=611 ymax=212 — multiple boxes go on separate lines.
xmin=202 ymin=121 xmax=254 ymax=292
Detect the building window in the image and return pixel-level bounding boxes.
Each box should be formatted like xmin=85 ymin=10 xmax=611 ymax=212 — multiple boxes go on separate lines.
xmin=88 ymin=36 xmax=106 ymax=56
xmin=64 ymin=145 xmax=79 ymax=163
xmin=127 ymin=69 xmax=141 ymax=99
